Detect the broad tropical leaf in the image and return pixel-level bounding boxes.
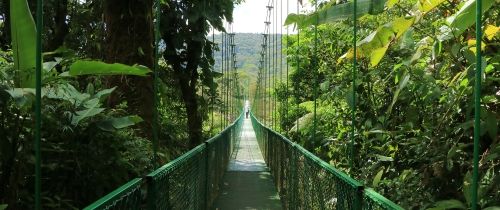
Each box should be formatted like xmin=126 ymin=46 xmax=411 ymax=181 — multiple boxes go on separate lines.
xmin=446 ymin=0 xmax=497 ymax=37
xmin=71 ymin=107 xmax=105 ymax=125
xmin=429 ymin=199 xmax=467 ymax=210
xmin=96 ymin=115 xmax=144 ymax=132
xmin=416 ymin=0 xmax=446 ymax=13
xmin=5 ymin=88 xmax=36 ymax=107
xmin=68 ymin=61 xmax=151 ymax=76
xmin=10 ymin=0 xmax=36 ymax=87
xmin=340 ymin=17 xmax=415 ymax=67
xmin=284 ymin=0 xmax=387 ymax=29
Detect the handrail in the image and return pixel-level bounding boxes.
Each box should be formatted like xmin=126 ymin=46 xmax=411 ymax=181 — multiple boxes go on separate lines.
xmin=83 ymin=178 xmax=142 ymax=210
xmin=250 ymin=111 xmax=404 ymax=210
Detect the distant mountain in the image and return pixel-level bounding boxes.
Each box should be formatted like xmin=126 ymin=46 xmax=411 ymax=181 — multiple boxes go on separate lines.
xmin=210 ymin=33 xmax=284 ymax=76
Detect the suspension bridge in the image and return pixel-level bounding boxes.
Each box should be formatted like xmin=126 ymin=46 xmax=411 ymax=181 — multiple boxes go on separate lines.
xmin=26 ymin=0 xmax=487 ymax=209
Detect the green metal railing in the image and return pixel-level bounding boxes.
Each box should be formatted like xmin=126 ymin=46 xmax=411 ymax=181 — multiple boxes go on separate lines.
xmin=250 ymin=112 xmax=404 ymax=210
xmin=83 ymin=178 xmax=143 ymax=210
xmin=84 ymin=113 xmax=243 ymax=210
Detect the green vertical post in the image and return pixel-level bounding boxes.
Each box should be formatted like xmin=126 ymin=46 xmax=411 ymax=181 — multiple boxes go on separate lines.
xmin=274 ymin=0 xmax=277 ymax=131
xmin=221 ymin=32 xmax=225 ymax=130
xmin=280 ymin=0 xmax=284 ymax=133
xmin=350 ymin=0 xmax=358 ymax=170
xmin=285 ymin=0 xmax=289 ymax=135
xmin=312 ymin=0 xmax=318 ymax=142
xmin=211 ymin=29 xmax=215 ymax=133
xmin=472 ymin=0 xmax=482 ymax=209
xmin=35 ymin=0 xmax=43 ymax=209
xmin=152 ymin=0 xmax=161 ymax=169
xmin=295 ymin=1 xmax=300 ymax=135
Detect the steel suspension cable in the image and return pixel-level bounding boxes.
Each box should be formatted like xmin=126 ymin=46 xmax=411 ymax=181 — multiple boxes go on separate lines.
xmin=233 ymin=32 xmax=235 ymax=119
xmin=472 ymin=0 xmax=482 ymax=209
xmin=264 ymin=4 xmax=271 ymax=125
xmin=312 ymin=0 xmax=318 ymax=142
xmin=220 ymin=31 xmax=225 ymax=130
xmin=285 ymin=0 xmax=289 ymax=135
xmin=225 ymin=27 xmax=229 ymax=127
xmin=225 ymin=28 xmax=229 ymax=127
xmin=227 ymin=25 xmax=231 ymax=124
xmin=211 ymin=29 xmax=215 ymax=132
xmin=35 ymin=0 xmax=43 ymax=208
xmin=350 ymin=0 xmax=358 ymax=170
xmin=268 ymin=3 xmax=272 ymax=126
xmin=152 ymin=0 xmax=162 ymax=169
xmin=295 ymin=1 xmax=300 ymax=135
xmin=273 ymin=0 xmax=277 ymax=130
xmin=280 ymin=0 xmax=283 ymax=132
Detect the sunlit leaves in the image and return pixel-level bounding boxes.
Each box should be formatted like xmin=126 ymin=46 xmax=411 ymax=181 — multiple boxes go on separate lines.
xmin=284 ymin=0 xmax=388 ymax=29
xmin=340 ymin=17 xmax=415 ymax=67
xmin=416 ymin=0 xmax=446 ymax=13
xmin=446 ymin=0 xmax=497 ymax=37
xmin=484 ymin=25 xmax=500 ymax=40
xmin=386 ymin=0 xmax=400 ymax=9
xmin=68 ymin=60 xmax=151 ymax=76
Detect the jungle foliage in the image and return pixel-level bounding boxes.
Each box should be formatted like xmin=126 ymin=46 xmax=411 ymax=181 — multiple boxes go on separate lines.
xmin=0 ymin=0 xmax=241 ymax=209
xmin=271 ymin=0 xmax=499 ymax=209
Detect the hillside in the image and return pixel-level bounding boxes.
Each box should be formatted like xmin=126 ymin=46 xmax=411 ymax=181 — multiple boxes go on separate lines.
xmin=211 ymin=33 xmax=284 ymax=76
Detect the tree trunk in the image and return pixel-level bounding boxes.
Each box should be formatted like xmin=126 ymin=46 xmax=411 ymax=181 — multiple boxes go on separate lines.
xmin=176 ymin=70 xmax=203 ymax=148
xmin=103 ymin=0 xmax=154 ymax=137
xmin=46 ymin=0 xmax=69 ymax=51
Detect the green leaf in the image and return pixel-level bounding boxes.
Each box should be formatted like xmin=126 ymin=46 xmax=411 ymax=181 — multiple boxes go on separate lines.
xmin=5 ymin=88 xmax=36 ymax=107
xmin=386 ymin=0 xmax=400 ymax=8
xmin=285 ymin=0 xmax=388 ymax=28
xmin=69 ymin=61 xmax=151 ymax=76
xmin=432 ymin=199 xmax=467 ymax=209
xmin=416 ymin=0 xmax=446 ymax=13
xmin=446 ymin=0 xmax=496 ymax=37
xmin=485 ymin=113 xmax=498 ymax=140
xmin=345 ymin=89 xmax=355 ymax=109
xmin=71 ymin=107 xmax=105 ymax=125
xmin=463 ymin=171 xmax=472 ymax=206
xmin=320 ymin=81 xmax=330 ymax=91
xmin=370 ymin=44 xmax=390 ymax=67
xmin=372 ymin=168 xmax=384 ymax=187
xmin=387 ymin=73 xmax=410 ymax=115
xmin=375 ymin=154 xmax=394 ymax=162
xmin=483 ymin=207 xmax=500 ymax=210
xmin=0 ymin=204 xmax=8 ymax=210
xmin=94 ymin=87 xmax=116 ymax=101
xmin=45 ymin=83 xmax=90 ymax=106
xmin=11 ymin=0 xmax=37 ymax=87
xmin=96 ymin=115 xmax=144 ymax=132
xmin=340 ymin=17 xmax=415 ymax=66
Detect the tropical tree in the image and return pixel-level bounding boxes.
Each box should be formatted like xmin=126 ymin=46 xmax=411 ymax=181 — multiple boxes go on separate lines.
xmin=160 ymin=0 xmax=241 ymax=147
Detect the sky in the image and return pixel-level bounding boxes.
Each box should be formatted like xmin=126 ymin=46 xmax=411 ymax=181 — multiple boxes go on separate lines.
xmin=217 ymin=0 xmax=313 ymax=34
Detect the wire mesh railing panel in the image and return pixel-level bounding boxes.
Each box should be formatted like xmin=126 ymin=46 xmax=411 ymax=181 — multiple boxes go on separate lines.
xmin=250 ymin=112 xmax=403 ymax=210
xmin=83 ymin=178 xmax=143 ymax=210
xmin=294 ymin=147 xmax=363 ymax=209
xmin=206 ymin=131 xmax=230 ymax=206
xmin=146 ymin=144 xmax=207 ymax=210
xmin=85 ymin=113 xmax=243 ymax=210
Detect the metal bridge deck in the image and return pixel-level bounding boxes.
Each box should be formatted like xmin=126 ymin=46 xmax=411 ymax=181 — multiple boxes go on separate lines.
xmin=212 ymin=118 xmax=282 ymax=210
